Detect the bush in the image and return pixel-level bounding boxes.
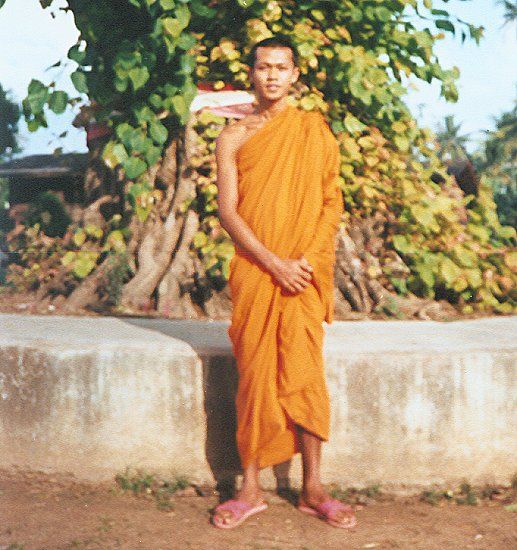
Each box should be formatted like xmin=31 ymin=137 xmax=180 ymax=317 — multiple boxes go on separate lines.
xmin=24 ymin=191 xmax=71 ymax=238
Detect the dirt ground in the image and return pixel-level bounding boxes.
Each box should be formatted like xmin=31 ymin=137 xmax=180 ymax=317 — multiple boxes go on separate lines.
xmin=1 ymin=468 xmax=516 ymax=550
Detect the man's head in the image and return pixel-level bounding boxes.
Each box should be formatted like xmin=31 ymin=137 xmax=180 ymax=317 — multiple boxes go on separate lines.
xmin=247 ymin=36 xmax=300 ymax=101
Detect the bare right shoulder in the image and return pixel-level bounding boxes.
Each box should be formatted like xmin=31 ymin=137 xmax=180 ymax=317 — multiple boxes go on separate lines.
xmin=215 ymin=121 xmax=248 ymax=158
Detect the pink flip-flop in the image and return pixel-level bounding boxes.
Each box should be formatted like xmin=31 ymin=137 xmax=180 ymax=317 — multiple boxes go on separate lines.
xmin=212 ymin=499 xmax=269 ymax=529
xmin=298 ymin=498 xmax=357 ymax=529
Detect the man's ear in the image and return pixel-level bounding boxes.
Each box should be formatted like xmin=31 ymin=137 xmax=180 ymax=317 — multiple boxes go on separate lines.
xmin=245 ymin=65 xmax=254 ymax=86
xmin=291 ymin=67 xmax=300 ymax=84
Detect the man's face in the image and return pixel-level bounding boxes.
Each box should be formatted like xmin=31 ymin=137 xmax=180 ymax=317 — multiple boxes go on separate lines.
xmin=250 ymin=46 xmax=299 ymax=101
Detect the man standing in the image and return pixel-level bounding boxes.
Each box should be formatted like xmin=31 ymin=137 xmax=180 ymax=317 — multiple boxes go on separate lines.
xmin=213 ymin=36 xmax=356 ymax=530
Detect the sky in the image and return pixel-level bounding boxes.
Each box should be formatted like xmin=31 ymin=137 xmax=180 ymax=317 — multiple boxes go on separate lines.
xmin=0 ymin=0 xmax=515 ymax=157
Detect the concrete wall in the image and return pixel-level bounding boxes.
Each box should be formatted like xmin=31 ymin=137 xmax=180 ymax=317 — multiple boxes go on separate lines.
xmin=0 ymin=314 xmax=515 ymax=492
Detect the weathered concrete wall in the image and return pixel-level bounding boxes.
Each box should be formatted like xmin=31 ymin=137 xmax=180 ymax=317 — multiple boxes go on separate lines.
xmin=0 ymin=314 xmax=515 ymax=492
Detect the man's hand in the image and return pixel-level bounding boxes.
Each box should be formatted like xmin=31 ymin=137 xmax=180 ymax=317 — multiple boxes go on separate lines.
xmin=269 ymin=255 xmax=314 ymax=294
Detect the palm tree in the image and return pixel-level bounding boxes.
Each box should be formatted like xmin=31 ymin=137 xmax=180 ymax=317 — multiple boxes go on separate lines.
xmin=435 ymin=115 xmax=471 ymax=162
xmin=497 ymin=1 xmax=517 ymax=27
xmin=475 ymin=101 xmax=517 ymax=227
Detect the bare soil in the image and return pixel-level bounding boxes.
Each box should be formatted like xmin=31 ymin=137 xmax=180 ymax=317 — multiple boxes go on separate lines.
xmin=1 ymin=468 xmax=515 ymax=550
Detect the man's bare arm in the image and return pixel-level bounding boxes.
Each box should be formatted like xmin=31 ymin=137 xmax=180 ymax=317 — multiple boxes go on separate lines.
xmin=215 ymin=125 xmax=312 ymax=293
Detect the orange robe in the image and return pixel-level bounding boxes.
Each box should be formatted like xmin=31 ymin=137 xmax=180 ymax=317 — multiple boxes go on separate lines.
xmin=227 ymin=104 xmax=343 ymax=470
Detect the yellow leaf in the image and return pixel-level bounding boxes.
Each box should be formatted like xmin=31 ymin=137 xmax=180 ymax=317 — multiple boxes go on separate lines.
xmin=73 ymin=229 xmax=86 ymax=247
xmin=504 ymin=251 xmax=517 ymax=272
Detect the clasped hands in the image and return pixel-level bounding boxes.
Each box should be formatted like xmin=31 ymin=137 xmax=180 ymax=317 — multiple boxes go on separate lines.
xmin=269 ymin=254 xmax=314 ymax=295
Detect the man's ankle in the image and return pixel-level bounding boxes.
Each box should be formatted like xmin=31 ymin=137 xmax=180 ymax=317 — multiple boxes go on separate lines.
xmin=302 ymin=481 xmax=325 ymax=495
xmin=237 ymin=485 xmax=262 ymax=498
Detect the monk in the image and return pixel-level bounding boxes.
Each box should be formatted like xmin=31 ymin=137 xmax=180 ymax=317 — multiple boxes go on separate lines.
xmin=213 ymin=35 xmax=357 ymax=530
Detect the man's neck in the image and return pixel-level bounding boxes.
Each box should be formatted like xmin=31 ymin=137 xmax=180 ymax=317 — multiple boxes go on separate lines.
xmin=254 ymin=97 xmax=290 ymax=119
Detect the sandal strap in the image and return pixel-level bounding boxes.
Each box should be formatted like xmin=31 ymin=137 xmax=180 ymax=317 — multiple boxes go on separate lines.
xmin=216 ymin=499 xmax=257 ymax=513
xmin=318 ymin=499 xmax=353 ymax=518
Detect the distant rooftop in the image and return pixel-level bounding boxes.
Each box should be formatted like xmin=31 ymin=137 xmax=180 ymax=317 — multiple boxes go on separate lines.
xmin=0 ymin=153 xmax=88 ymax=179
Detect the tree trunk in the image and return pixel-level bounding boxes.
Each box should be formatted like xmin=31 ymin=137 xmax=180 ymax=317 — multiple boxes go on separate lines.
xmin=119 ymin=118 xmax=199 ymax=311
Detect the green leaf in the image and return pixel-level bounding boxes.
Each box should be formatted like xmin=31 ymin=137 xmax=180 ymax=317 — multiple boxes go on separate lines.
xmin=149 ymin=120 xmax=168 ymax=144
xmin=112 ymin=143 xmax=129 ymax=165
xmin=71 ymin=70 xmax=89 ymax=94
xmin=135 ymin=205 xmax=151 ymax=222
xmin=133 ymin=104 xmax=155 ymax=123
xmin=193 ymin=231 xmax=208 ymax=247
xmin=431 ymin=9 xmax=449 ymax=16
xmin=410 ymin=204 xmax=435 ymax=228
xmin=163 ymin=17 xmax=182 ymax=37
xmin=73 ymin=252 xmax=99 ymax=279
xmin=68 ymin=43 xmax=86 ymax=64
xmin=237 ymin=0 xmax=254 ymax=7
xmin=149 ymin=93 xmax=163 ymax=109
xmin=27 ymin=79 xmax=50 ymax=114
xmin=453 ymin=245 xmax=477 ymax=268
xmin=499 ymin=226 xmax=516 ymax=240
xmin=160 ymin=0 xmax=175 ymax=9
xmin=393 ymin=135 xmax=410 ymax=152
xmin=123 ymin=156 xmax=148 ymax=179
xmin=175 ymin=4 xmax=190 ymax=27
xmin=467 ymin=223 xmax=490 ymax=243
xmin=73 ymin=229 xmax=86 ymax=247
xmin=344 ymin=114 xmax=367 ymax=135
xmin=145 ymin=145 xmax=162 ymax=166
xmin=435 ymin=20 xmax=455 ymax=34
xmin=179 ymin=53 xmax=195 ymax=75
xmin=190 ymin=0 xmax=216 ymax=18
xmin=177 ymin=33 xmax=197 ymax=51
xmin=85 ymin=224 xmax=103 ymax=239
xmin=171 ymin=95 xmax=189 ymax=122
xmin=115 ymin=123 xmax=134 ymax=148
xmin=130 ymin=129 xmax=146 ymax=151
xmin=310 ymin=9 xmax=325 ymax=22
xmin=48 ymin=91 xmax=69 ymax=114
xmin=465 ymin=268 xmax=482 ymax=289
xmin=440 ymin=257 xmax=462 ymax=285
xmin=392 ymin=235 xmax=415 ymax=254
xmin=350 ymin=7 xmax=362 ymax=22
xmin=375 ymin=7 xmax=391 ymax=22
xmin=114 ymin=77 xmax=129 ymax=93
xmin=61 ymin=250 xmax=77 ymax=267
xmin=129 ymin=67 xmax=150 ymax=91
xmin=415 ymin=263 xmax=435 ymax=289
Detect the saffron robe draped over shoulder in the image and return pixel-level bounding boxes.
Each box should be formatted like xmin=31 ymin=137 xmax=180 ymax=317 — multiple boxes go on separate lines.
xmin=227 ymin=104 xmax=343 ymax=470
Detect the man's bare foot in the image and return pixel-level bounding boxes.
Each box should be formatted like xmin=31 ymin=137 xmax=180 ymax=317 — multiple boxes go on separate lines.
xmin=298 ymin=484 xmax=357 ymax=528
xmin=213 ymin=486 xmax=266 ymax=527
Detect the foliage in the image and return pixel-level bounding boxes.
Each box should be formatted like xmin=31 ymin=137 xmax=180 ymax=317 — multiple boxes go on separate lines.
xmin=0 ymin=178 xmax=7 ymax=210
xmin=189 ymin=109 xmax=236 ymax=281
xmin=3 ymin=0 xmax=515 ymax=315
xmin=115 ymin=466 xmax=191 ymax=511
xmin=102 ymin=251 xmax=132 ymax=305
xmin=6 ymin=214 xmax=129 ymax=291
xmin=325 ymin=125 xmax=516 ymax=313
xmin=12 ymin=0 xmax=483 ymax=213
xmin=6 ymin=224 xmax=67 ymax=291
xmin=435 ymin=115 xmax=470 ymax=162
xmin=497 ymin=0 xmax=517 ymax=25
xmin=23 ymin=191 xmax=72 ymax=238
xmin=474 ymin=101 xmax=517 ymax=228
xmin=0 ymin=83 xmax=20 ymax=161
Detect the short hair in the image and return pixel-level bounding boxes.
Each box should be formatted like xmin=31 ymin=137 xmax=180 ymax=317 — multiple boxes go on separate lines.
xmin=247 ymin=35 xmax=299 ymax=68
